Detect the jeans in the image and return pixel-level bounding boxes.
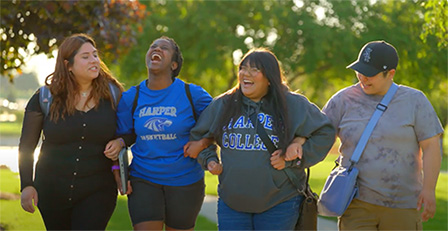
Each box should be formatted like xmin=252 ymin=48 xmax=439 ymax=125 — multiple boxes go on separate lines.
xmin=217 ymin=195 xmax=303 ymax=230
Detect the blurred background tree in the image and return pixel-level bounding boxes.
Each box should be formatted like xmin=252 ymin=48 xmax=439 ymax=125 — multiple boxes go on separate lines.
xmin=117 ymin=0 xmax=447 ymax=126
xmin=1 ymin=0 xmax=146 ymax=80
xmin=1 ymin=0 xmax=446 ymax=126
xmin=420 ymin=0 xmax=447 ymax=49
xmin=0 ymin=72 xmax=39 ymax=99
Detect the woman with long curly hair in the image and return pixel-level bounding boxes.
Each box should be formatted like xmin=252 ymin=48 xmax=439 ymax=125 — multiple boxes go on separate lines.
xmin=19 ymin=33 xmax=124 ymax=230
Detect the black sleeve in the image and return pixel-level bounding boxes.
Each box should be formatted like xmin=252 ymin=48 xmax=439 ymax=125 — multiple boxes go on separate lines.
xmin=18 ymin=92 xmax=43 ymax=191
xmin=120 ymin=133 xmax=136 ymax=147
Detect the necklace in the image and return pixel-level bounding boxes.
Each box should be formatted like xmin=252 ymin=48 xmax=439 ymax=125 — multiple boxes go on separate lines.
xmin=81 ymin=92 xmax=88 ymax=97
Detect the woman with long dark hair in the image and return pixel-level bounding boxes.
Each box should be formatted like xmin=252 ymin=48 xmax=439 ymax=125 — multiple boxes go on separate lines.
xmin=186 ymin=48 xmax=335 ymax=230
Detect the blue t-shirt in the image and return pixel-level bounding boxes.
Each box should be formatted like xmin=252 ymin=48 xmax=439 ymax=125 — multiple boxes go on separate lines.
xmin=116 ymin=78 xmax=212 ymax=186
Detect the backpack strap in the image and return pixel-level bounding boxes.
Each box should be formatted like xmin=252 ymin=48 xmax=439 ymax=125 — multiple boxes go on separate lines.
xmin=184 ymin=83 xmax=197 ymax=122
xmin=39 ymin=86 xmax=52 ymax=118
xmin=39 ymin=83 xmax=120 ymax=118
xmin=108 ymin=82 xmax=121 ymax=107
xmin=132 ymin=85 xmax=140 ymax=118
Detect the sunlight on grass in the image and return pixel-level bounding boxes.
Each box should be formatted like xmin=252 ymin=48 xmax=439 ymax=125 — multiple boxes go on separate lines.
xmin=1 ymin=145 xmax=446 ymax=230
xmin=0 ymin=167 xmax=20 ymax=194
xmin=0 ymin=169 xmax=217 ymax=230
xmin=203 ymin=152 xmax=448 ymax=230
xmin=0 ymin=200 xmax=46 ymax=230
xmin=205 ymin=171 xmax=218 ymax=196
xmin=423 ymin=174 xmax=448 ymax=231
xmin=0 ymin=122 xmax=22 ymax=136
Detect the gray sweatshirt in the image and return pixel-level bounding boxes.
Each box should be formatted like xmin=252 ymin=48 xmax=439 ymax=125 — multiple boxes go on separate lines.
xmin=190 ymin=92 xmax=335 ymax=213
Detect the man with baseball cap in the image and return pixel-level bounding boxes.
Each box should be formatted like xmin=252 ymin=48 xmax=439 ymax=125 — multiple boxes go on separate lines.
xmin=322 ymin=40 xmax=443 ymax=230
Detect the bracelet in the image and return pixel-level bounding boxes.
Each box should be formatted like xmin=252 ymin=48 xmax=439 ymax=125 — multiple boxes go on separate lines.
xmin=111 ymin=165 xmax=120 ymax=172
xmin=118 ymin=138 xmax=125 ymax=148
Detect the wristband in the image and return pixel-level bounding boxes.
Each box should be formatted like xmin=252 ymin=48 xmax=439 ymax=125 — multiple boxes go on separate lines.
xmin=118 ymin=138 xmax=125 ymax=148
xmin=111 ymin=165 xmax=120 ymax=172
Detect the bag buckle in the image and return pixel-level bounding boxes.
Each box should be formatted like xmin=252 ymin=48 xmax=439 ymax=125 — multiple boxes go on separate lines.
xmin=376 ymin=103 xmax=387 ymax=112
xmin=348 ymin=161 xmax=356 ymax=172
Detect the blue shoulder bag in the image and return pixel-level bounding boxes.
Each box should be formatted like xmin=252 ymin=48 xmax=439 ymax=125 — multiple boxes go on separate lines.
xmin=317 ymin=83 xmax=399 ymax=217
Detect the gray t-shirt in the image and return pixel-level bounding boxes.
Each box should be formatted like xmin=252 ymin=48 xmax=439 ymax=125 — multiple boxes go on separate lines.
xmin=323 ymin=83 xmax=443 ymax=209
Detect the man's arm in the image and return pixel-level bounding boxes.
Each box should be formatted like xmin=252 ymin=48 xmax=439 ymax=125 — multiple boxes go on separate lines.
xmin=418 ymin=134 xmax=442 ymax=222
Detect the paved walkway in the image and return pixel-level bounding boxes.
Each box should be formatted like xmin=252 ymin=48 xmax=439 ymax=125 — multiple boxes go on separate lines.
xmin=200 ymin=195 xmax=338 ymax=230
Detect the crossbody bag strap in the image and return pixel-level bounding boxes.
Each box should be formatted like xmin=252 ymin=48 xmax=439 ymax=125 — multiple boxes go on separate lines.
xmin=249 ymin=112 xmax=276 ymax=153
xmin=248 ymin=112 xmax=310 ymax=194
xmin=350 ymin=83 xmax=399 ymax=165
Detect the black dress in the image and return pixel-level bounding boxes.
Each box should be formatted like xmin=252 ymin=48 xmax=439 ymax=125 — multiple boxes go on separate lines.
xmin=19 ymin=92 xmax=117 ymax=213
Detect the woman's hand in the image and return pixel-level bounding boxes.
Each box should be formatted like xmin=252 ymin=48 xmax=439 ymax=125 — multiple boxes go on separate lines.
xmin=270 ymin=150 xmax=286 ymax=170
xmin=207 ymin=161 xmax=223 ymax=175
xmin=21 ymin=186 xmax=38 ymax=213
xmin=104 ymin=138 xmax=124 ymax=161
xmin=284 ymin=137 xmax=306 ymax=161
xmin=184 ymin=137 xmax=214 ymax=159
xmin=112 ymin=168 xmax=133 ymax=195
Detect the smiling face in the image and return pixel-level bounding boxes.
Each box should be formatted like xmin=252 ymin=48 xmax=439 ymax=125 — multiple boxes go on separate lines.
xmin=145 ymin=38 xmax=177 ymax=75
xmin=356 ymin=69 xmax=395 ymax=95
xmin=68 ymin=42 xmax=100 ymax=84
xmin=239 ymin=61 xmax=270 ymax=102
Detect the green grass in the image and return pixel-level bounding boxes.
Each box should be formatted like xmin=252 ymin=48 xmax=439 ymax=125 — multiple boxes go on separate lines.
xmin=0 ymin=169 xmax=217 ymax=230
xmin=0 ymin=122 xmax=22 ymax=136
xmin=426 ymin=173 xmax=448 ymax=231
xmin=0 ymin=168 xmax=21 ymax=193
xmin=442 ymin=155 xmax=448 ymax=172
xmin=205 ymin=170 xmax=219 ymax=196
xmin=0 ymin=200 xmax=46 ymax=230
xmin=203 ymin=152 xmax=448 ymax=230
xmin=443 ymin=130 xmax=448 ymax=171
xmin=1 ymin=160 xmax=447 ymax=230
xmin=0 ymin=168 xmax=46 ymax=230
xmin=1 ymin=135 xmax=447 ymax=230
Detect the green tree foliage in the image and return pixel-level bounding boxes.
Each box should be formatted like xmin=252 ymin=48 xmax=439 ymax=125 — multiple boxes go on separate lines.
xmin=2 ymin=0 xmax=445 ymax=126
xmin=1 ymin=0 xmax=147 ymax=81
xmin=420 ymin=0 xmax=448 ymax=49
xmin=117 ymin=0 xmax=446 ymax=126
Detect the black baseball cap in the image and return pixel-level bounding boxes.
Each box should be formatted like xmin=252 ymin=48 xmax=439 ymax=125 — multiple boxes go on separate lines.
xmin=347 ymin=41 xmax=399 ymax=77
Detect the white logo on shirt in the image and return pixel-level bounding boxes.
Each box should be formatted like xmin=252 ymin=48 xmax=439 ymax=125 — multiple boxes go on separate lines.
xmin=139 ymin=106 xmax=177 ymax=117
xmin=144 ymin=117 xmax=173 ymax=132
